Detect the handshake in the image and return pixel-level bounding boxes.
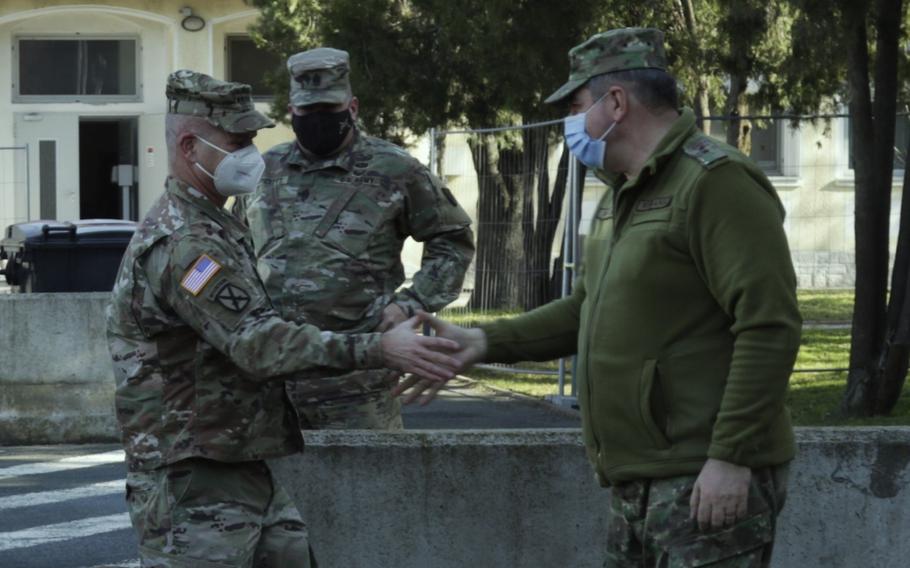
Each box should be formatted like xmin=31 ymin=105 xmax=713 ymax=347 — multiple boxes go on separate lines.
xmin=378 ymin=311 xmax=486 ymax=405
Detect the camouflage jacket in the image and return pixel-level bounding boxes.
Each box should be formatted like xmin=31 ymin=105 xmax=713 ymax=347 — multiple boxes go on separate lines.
xmin=235 ymin=132 xmax=474 ymax=334
xmin=107 ymin=177 xmax=385 ymax=471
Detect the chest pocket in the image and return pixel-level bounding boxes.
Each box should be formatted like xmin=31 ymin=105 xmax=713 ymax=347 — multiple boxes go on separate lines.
xmin=581 ymin=201 xmax=615 ymax=286
xmin=283 ymin=178 xmax=386 ymax=259
xmin=626 ymin=196 xmax=673 ymax=231
xmin=245 ymin=177 xmax=288 ymax=257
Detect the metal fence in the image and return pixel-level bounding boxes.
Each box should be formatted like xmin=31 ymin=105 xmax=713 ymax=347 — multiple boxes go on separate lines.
xmin=426 ymin=112 xmax=897 ymax=399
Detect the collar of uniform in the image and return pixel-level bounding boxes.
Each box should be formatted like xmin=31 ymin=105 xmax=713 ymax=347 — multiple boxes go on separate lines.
xmin=288 ymin=129 xmax=361 ymax=173
xmin=594 ymin=108 xmax=697 ymax=192
xmin=166 ymin=176 xmax=247 ymax=237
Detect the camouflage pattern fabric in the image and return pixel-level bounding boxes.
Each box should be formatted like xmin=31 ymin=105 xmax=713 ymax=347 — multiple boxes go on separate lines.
xmin=287 ymin=48 xmax=352 ymax=107
xmin=125 ymin=458 xmax=317 ymax=567
xmin=234 ymin=132 xmax=474 ymax=415
xmin=604 ymin=464 xmax=790 ymax=567
xmin=294 ymin=387 xmax=404 ymax=430
xmin=107 ymin=177 xmax=387 ymax=471
xmin=166 ymin=69 xmax=274 ymax=133
xmin=546 ymin=28 xmax=668 ymax=104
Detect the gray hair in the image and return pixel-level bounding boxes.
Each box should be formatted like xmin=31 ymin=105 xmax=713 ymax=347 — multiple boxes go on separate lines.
xmin=165 ymin=114 xmax=213 ymax=172
xmin=587 ymin=69 xmax=679 ymax=112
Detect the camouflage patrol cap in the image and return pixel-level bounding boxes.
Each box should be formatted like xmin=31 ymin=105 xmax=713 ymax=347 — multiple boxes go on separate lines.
xmin=545 ymin=28 xmax=667 ymax=105
xmin=166 ymin=69 xmax=274 ymax=133
xmin=287 ymin=48 xmax=352 ymax=107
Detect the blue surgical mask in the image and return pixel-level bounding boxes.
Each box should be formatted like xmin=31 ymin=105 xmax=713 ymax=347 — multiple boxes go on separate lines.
xmin=563 ymin=95 xmax=617 ymax=169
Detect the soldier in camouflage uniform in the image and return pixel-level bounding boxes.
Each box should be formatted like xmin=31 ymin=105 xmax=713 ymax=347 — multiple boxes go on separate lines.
xmin=235 ymin=48 xmax=474 ymax=430
xmin=107 ymin=70 xmax=460 ymax=568
xmin=397 ymin=28 xmax=799 ymax=567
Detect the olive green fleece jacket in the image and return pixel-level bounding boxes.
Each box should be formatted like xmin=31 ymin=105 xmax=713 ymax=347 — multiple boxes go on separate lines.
xmin=480 ymin=109 xmax=801 ymax=485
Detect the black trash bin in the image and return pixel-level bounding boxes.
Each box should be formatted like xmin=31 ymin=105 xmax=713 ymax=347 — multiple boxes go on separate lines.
xmin=0 ymin=219 xmax=136 ymax=293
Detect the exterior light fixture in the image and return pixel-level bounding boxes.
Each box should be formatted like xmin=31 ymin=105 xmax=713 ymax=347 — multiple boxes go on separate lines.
xmin=180 ymin=7 xmax=205 ymax=32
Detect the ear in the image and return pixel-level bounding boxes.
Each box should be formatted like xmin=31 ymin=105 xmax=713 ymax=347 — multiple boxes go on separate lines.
xmin=607 ymin=85 xmax=630 ymax=123
xmin=348 ymin=96 xmax=360 ymax=120
xmin=177 ymin=132 xmax=197 ymax=163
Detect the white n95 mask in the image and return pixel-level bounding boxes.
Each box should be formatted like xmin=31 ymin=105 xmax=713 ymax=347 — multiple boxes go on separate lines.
xmin=194 ymin=136 xmax=265 ymax=196
xmin=563 ymin=94 xmax=617 ymax=170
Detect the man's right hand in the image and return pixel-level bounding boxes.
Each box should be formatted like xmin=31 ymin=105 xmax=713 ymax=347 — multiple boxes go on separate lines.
xmin=380 ymin=313 xmax=461 ymax=383
xmin=391 ymin=314 xmax=487 ymax=405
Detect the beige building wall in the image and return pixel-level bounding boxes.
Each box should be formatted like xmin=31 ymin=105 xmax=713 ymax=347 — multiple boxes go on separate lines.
xmin=0 ymin=0 xmax=294 ymax=234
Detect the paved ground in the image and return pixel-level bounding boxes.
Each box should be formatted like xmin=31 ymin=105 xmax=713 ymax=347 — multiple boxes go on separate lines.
xmin=0 ymin=381 xmax=579 ymax=567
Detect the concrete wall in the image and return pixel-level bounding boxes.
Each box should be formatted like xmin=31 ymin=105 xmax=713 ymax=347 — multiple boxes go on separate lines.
xmin=271 ymin=428 xmax=910 ymax=568
xmin=0 ymin=292 xmax=117 ymax=444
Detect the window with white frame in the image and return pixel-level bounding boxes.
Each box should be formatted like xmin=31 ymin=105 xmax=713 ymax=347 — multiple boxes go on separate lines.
xmin=847 ymin=114 xmax=910 ymax=172
xmin=708 ymin=117 xmax=782 ymax=175
xmin=225 ymin=35 xmax=282 ymax=100
xmin=13 ymin=37 xmax=140 ymax=102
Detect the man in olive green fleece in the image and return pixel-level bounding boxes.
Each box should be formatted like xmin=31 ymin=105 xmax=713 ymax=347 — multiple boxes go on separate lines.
xmin=395 ymin=27 xmax=801 ymax=567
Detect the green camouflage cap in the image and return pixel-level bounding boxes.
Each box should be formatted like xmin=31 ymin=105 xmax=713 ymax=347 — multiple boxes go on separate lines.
xmin=545 ymin=28 xmax=667 ymax=105
xmin=287 ymin=48 xmax=352 ymax=107
xmin=166 ymin=69 xmax=274 ymax=133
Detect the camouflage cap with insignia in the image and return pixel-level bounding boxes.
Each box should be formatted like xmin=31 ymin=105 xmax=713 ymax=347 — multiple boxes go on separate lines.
xmin=166 ymin=69 xmax=274 ymax=133
xmin=545 ymin=28 xmax=667 ymax=105
xmin=287 ymin=47 xmax=352 ymax=107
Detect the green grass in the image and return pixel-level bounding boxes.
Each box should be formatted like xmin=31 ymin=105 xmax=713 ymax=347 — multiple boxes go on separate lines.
xmin=462 ymin=327 xmax=910 ymax=426
xmin=797 ymin=289 xmax=853 ymax=322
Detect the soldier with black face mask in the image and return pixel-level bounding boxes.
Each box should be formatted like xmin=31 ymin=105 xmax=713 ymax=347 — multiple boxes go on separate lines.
xmin=234 ymin=47 xmax=475 ymax=430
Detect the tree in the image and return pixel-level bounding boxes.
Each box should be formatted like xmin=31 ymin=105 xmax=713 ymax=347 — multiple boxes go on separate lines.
xmin=836 ymin=0 xmax=908 ymax=416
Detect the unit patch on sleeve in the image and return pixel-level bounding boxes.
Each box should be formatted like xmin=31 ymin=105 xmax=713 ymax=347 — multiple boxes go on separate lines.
xmin=214 ymin=282 xmax=251 ymax=312
xmin=180 ymin=254 xmax=222 ymax=296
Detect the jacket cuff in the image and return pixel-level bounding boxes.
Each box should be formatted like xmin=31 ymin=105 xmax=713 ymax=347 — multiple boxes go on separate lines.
xmin=354 ymin=332 xmax=385 ymax=369
xmin=478 ymin=320 xmax=513 ymax=363
xmin=706 ymin=441 xmax=751 ymax=466
xmin=392 ymin=290 xmax=427 ymax=315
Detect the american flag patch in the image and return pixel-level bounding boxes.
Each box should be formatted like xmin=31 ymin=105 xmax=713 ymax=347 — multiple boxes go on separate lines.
xmin=180 ymin=254 xmax=222 ymax=296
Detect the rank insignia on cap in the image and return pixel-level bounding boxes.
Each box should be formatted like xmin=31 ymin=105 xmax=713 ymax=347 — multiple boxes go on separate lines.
xmin=181 ymin=254 xmax=222 ymax=296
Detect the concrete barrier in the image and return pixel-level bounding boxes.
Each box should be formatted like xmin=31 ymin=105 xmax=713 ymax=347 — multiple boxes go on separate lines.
xmin=0 ymin=292 xmax=118 ymax=444
xmin=270 ymin=428 xmax=910 ymax=568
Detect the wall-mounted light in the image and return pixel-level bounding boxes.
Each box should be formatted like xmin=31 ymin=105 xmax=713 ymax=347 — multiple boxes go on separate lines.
xmin=180 ymin=7 xmax=206 ymax=32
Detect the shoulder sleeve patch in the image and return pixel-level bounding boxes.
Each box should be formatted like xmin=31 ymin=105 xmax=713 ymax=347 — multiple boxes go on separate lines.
xmin=683 ymin=136 xmax=729 ymax=170
xmin=180 ymin=254 xmax=222 ymax=296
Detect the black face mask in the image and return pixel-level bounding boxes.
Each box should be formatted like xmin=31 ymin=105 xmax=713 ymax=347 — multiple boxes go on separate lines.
xmin=292 ymin=109 xmax=354 ymax=156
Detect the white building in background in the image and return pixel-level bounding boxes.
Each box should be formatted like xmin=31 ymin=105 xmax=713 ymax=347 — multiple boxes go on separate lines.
xmin=0 ymin=1 xmax=903 ymax=289
xmin=0 ymin=0 xmax=293 ymax=234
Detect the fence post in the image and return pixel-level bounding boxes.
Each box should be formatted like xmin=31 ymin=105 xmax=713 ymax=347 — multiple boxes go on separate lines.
xmin=428 ymin=127 xmax=438 ymax=177
xmin=551 ymin=153 xmax=580 ymax=407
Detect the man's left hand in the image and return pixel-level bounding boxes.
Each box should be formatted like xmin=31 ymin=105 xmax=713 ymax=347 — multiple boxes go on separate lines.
xmin=378 ymin=303 xmax=409 ymax=332
xmin=689 ymin=458 xmax=751 ymax=531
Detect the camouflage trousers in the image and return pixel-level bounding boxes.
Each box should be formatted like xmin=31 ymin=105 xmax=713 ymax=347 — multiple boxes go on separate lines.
xmin=289 ymin=374 xmax=404 ymax=430
xmin=125 ymin=458 xmax=317 ymax=568
xmin=604 ymin=463 xmax=790 ymax=568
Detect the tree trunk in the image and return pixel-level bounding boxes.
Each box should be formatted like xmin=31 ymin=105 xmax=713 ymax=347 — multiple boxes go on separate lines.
xmin=870 ymin=0 xmax=908 ymax=414
xmin=723 ymin=79 xmax=750 ymax=152
xmin=841 ymin=0 xmax=902 ymax=416
xmin=524 ymin=136 xmax=570 ymax=310
xmin=677 ymin=0 xmax=711 ymax=132
xmin=467 ymin=126 xmax=572 ymax=311
xmin=467 ymin=135 xmax=525 ymax=310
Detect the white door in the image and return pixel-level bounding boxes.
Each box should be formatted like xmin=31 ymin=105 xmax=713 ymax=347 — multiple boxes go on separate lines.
xmin=14 ymin=113 xmax=79 ymax=222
